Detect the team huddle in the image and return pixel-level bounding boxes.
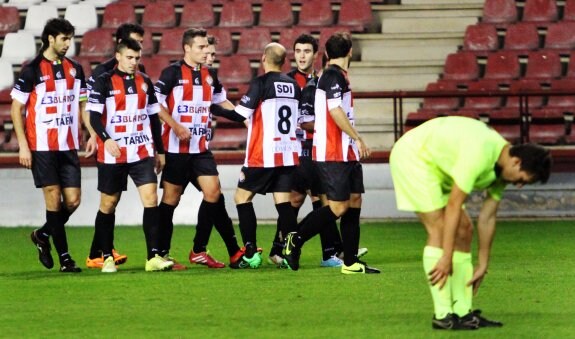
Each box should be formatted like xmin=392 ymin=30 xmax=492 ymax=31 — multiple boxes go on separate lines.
xmin=10 ymin=18 xmax=553 ymax=331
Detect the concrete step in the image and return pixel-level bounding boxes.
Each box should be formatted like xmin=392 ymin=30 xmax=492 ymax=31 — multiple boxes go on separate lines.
xmin=349 ymin=62 xmax=442 ymax=91
xmin=354 ymin=98 xmax=421 ymax=122
xmin=381 ymin=15 xmax=479 ymax=34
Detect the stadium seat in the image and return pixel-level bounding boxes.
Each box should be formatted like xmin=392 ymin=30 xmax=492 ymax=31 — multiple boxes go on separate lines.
xmin=44 ymin=0 xmax=80 ymax=7
xmin=219 ymin=1 xmax=254 ymax=28
xmin=299 ymin=0 xmax=334 ymax=27
xmin=462 ymin=24 xmax=499 ymax=56
xmin=180 ymin=2 xmax=215 ymax=28
xmin=3 ymin=0 xmax=42 ymax=11
xmin=529 ymin=118 xmax=565 ymax=145
xmin=503 ymin=23 xmax=540 ymax=53
xmin=82 ymin=0 xmax=115 ymax=7
xmin=564 ymin=0 xmax=575 ymax=21
xmin=422 ymin=81 xmax=460 ymax=110
xmin=0 ymin=31 xmax=36 ymax=65
xmin=217 ymin=56 xmax=253 ymax=87
xmin=140 ymin=55 xmax=175 ymax=83
xmin=259 ymin=1 xmax=294 ymax=28
xmin=491 ymin=124 xmax=521 ymax=143
xmin=141 ymin=2 xmax=176 ymax=33
xmin=442 ymin=52 xmax=479 ymax=82
xmin=75 ymin=57 xmax=94 ymax=79
xmin=506 ymin=79 xmax=544 ymax=109
xmin=338 ymin=0 xmax=373 ymax=32
xmin=157 ymin=28 xmax=187 ymax=56
xmin=405 ymin=110 xmax=440 ymax=129
xmin=464 ymin=80 xmax=502 ymax=110
xmin=101 ymin=2 xmax=136 ymax=29
xmin=481 ymin=0 xmax=517 ymax=26
xmin=0 ymin=60 xmax=14 ymax=104
xmin=209 ymin=127 xmax=247 ymax=150
xmin=209 ymin=28 xmax=234 ymax=56
xmin=566 ymin=52 xmax=575 ymax=78
xmin=483 ymin=51 xmax=521 ymax=82
xmin=141 ymin=32 xmax=154 ymax=56
xmin=524 ymin=51 xmax=562 ymax=80
xmin=79 ymin=29 xmax=115 ymax=57
xmin=522 ymin=0 xmax=558 ymax=23
xmin=236 ymin=28 xmax=271 ymax=59
xmin=64 ymin=3 xmax=98 ymax=36
xmin=23 ymin=4 xmax=59 ymax=37
xmin=0 ymin=6 xmax=20 ymax=38
xmin=547 ymin=79 xmax=575 ymax=108
xmin=544 ymin=22 xmax=575 ymax=54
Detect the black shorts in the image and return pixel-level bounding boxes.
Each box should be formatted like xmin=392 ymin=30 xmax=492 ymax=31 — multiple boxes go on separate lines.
xmin=237 ymin=166 xmax=295 ymax=195
xmin=97 ymin=157 xmax=157 ymax=194
xmin=315 ymin=161 xmax=364 ymax=201
xmin=31 ymin=150 xmax=81 ymax=188
xmin=161 ymin=151 xmax=219 ymax=192
xmin=292 ymin=156 xmax=322 ymax=196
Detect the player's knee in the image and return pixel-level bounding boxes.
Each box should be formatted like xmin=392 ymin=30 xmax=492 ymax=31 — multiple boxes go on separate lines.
xmin=202 ymin=187 xmax=221 ymax=203
xmin=65 ymin=197 xmax=81 ymax=212
xmin=330 ymin=202 xmax=350 ymax=217
xmin=162 ymin=192 xmax=181 ymax=206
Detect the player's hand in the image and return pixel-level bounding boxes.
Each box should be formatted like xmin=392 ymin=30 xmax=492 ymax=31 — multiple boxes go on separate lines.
xmin=174 ymin=123 xmax=191 ymax=141
xmin=84 ymin=135 xmax=97 ymax=158
xmin=155 ymin=153 xmax=165 ymax=174
xmin=355 ymin=136 xmax=371 ymax=159
xmin=19 ymin=143 xmax=32 ymax=169
xmin=467 ymin=266 xmax=488 ymax=295
xmin=104 ymin=139 xmax=121 ymax=158
xmin=429 ymin=255 xmax=452 ymax=289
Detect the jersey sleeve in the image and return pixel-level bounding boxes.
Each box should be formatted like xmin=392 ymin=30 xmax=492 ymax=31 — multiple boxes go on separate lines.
xmin=145 ymin=76 xmax=160 ymax=115
xmin=86 ymin=75 xmax=107 ymax=114
xmin=75 ymin=62 xmax=88 ymax=102
xmin=299 ymin=84 xmax=316 ymax=124
xmin=10 ymin=65 xmax=35 ymax=104
xmin=235 ymin=78 xmax=263 ymax=119
xmin=319 ymin=70 xmax=346 ymax=111
xmin=487 ymin=179 xmax=507 ymax=201
xmin=154 ymin=65 xmax=177 ymax=106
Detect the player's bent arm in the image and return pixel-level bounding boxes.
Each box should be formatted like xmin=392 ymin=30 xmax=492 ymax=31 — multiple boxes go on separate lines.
xmin=476 ymin=195 xmax=500 ymax=272
xmin=80 ymin=101 xmax=97 ymax=157
xmin=158 ymin=106 xmax=190 ymax=141
xmin=329 ymin=106 xmax=370 ymax=158
xmin=209 ymin=104 xmax=246 ymax=123
xmin=10 ymin=99 xmax=32 ymax=167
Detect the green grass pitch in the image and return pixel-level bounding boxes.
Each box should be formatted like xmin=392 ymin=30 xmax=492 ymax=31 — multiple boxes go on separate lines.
xmin=0 ymin=221 xmax=574 ymax=338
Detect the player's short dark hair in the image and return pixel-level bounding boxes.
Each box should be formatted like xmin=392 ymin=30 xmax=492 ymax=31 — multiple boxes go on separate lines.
xmin=325 ymin=32 xmax=352 ymax=60
xmin=182 ymin=28 xmax=207 ymax=49
xmin=207 ymin=35 xmax=217 ymax=46
xmin=293 ymin=34 xmax=318 ymax=54
xmin=115 ymin=23 xmax=145 ymax=44
xmin=41 ymin=18 xmax=75 ymax=51
xmin=510 ymin=143 xmax=552 ymax=184
xmin=116 ymin=37 xmax=142 ymax=53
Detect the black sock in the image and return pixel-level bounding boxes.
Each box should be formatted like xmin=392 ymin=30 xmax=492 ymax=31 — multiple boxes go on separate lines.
xmin=269 ymin=225 xmax=284 ymax=257
xmin=158 ymin=202 xmax=176 ymax=256
xmin=47 ymin=210 xmax=69 ymax=261
xmin=193 ymin=200 xmax=212 ymax=253
xmin=59 ymin=208 xmax=71 ymax=224
xmin=276 ymin=202 xmax=298 ymax=236
xmin=298 ymin=206 xmax=338 ymax=245
xmin=319 ymin=221 xmax=338 ymax=261
xmin=94 ymin=210 xmax=115 ymax=259
xmin=340 ymin=208 xmax=361 ymax=266
xmin=212 ymin=195 xmax=240 ymax=257
xmin=143 ymin=207 xmax=161 ymax=260
xmin=236 ymin=202 xmax=257 ymax=247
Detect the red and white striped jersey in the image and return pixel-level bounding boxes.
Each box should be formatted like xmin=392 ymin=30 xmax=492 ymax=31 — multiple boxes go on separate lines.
xmin=11 ymin=54 xmax=87 ymax=151
xmin=286 ymin=68 xmax=316 ymax=144
xmin=313 ymin=64 xmax=359 ymax=162
xmin=87 ymin=69 xmax=160 ymax=164
xmin=236 ymin=72 xmax=301 ymax=168
xmin=154 ymin=61 xmax=226 ymax=154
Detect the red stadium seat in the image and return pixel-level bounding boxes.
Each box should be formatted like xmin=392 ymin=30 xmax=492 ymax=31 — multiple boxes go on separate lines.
xmin=140 ymin=55 xmax=175 ymax=84
xmin=259 ymin=1 xmax=294 ymax=27
xmin=506 ymin=79 xmax=544 ymax=109
xmin=442 ymin=52 xmax=479 ymax=82
xmin=180 ymin=2 xmax=215 ymax=28
xmin=219 ymin=1 xmax=254 ymax=28
xmin=209 ymin=127 xmax=247 ymax=150
xmin=79 ymin=29 xmax=115 ymax=57
xmin=464 ymin=80 xmax=502 ymax=110
xmin=217 ymin=56 xmax=253 ymax=87
xmin=522 ymin=0 xmax=558 ymax=23
xmin=462 ymin=24 xmax=499 ymax=56
xmin=422 ymin=81 xmax=460 ymax=110
xmin=0 ymin=6 xmax=20 ymax=37
xmin=157 ymin=28 xmax=187 ymax=56
xmin=547 ymin=79 xmax=575 ymax=108
xmin=299 ymin=0 xmax=334 ymax=27
xmin=484 ymin=51 xmax=520 ymax=82
xmin=101 ymin=3 xmax=136 ymax=29
xmin=482 ymin=0 xmax=517 ymax=26
xmin=141 ymin=2 xmax=176 ymax=33
xmin=566 ymin=52 xmax=575 ymax=78
xmin=503 ymin=23 xmax=540 ymax=53
xmin=529 ymin=118 xmax=565 ymax=144
xmin=405 ymin=110 xmax=440 ymax=128
xmin=209 ymin=28 xmax=234 ymax=56
xmin=141 ymin=32 xmax=154 ymax=56
xmin=338 ymin=0 xmax=373 ymax=32
xmin=544 ymin=22 xmax=575 ymax=54
xmin=563 ymin=0 xmax=575 ymax=21
xmin=237 ymin=28 xmax=271 ymax=59
xmin=491 ymin=124 xmax=521 ymax=143
xmin=524 ymin=51 xmax=562 ymax=80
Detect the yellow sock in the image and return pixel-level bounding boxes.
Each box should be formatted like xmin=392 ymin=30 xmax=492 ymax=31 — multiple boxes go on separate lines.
xmin=451 ymin=251 xmax=473 ymax=316
xmin=423 ymin=246 xmax=453 ymax=319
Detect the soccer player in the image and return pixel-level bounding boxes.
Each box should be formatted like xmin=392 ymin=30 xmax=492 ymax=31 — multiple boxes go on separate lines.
xmin=282 ymin=32 xmax=380 ymax=274
xmin=210 ymin=42 xmax=301 ymax=269
xmin=85 ymin=23 xmax=147 ymax=268
xmin=389 ymin=116 xmax=551 ymax=330
xmin=11 ymin=18 xmax=94 ymax=273
xmin=87 ymin=38 xmax=173 ymax=273
xmin=154 ymin=28 xmax=243 ymax=269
